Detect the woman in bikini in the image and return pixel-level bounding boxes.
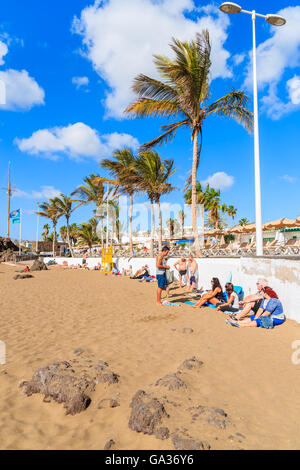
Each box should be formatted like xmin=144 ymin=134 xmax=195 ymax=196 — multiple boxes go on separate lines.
xmin=193 ymin=278 xmax=224 ymax=309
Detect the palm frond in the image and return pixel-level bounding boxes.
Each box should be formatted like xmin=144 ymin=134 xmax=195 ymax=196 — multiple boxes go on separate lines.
xmin=140 ymin=119 xmax=190 ymax=151
xmin=205 ymin=91 xmax=254 ymax=133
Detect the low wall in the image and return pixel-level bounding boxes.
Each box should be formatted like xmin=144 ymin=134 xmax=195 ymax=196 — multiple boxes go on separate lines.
xmin=45 ymin=256 xmax=300 ymax=323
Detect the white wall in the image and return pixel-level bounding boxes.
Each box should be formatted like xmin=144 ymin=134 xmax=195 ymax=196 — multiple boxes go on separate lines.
xmin=45 ymin=256 xmax=300 ymax=323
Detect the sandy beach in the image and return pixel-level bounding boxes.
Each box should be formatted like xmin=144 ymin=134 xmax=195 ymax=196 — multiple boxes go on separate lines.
xmin=1 ymin=262 xmax=300 ymax=450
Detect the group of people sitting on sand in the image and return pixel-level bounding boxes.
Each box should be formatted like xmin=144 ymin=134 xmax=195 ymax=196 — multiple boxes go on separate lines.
xmin=155 ymin=246 xmax=286 ymax=330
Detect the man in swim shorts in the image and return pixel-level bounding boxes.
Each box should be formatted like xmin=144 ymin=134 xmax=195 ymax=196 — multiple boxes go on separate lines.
xmin=187 ymin=256 xmax=198 ymax=292
xmin=174 ymin=258 xmax=189 ymax=288
xmin=156 ymin=246 xmax=170 ymax=306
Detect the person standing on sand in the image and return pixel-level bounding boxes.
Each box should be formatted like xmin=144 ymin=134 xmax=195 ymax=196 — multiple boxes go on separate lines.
xmin=187 ymin=256 xmax=198 ymax=292
xmin=156 ymin=246 xmax=170 ymax=306
xmin=174 ymin=258 xmax=189 ymax=288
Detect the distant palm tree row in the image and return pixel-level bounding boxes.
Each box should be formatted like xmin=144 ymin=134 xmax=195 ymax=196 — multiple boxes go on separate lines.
xmin=37 ymin=29 xmax=253 ymax=257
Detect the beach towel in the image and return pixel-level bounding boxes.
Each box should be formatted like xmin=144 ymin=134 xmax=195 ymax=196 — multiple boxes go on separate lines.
xmin=185 ymin=301 xmax=197 ymax=306
xmin=162 ymin=300 xmax=180 ymax=307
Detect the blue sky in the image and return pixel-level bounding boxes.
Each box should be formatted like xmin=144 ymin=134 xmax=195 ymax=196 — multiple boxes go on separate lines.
xmin=0 ymin=0 xmax=299 ymax=240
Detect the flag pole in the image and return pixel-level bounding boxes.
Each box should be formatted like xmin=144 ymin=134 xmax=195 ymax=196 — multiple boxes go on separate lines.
xmin=7 ymin=161 xmax=11 ymax=238
xmin=36 ymin=202 xmax=39 ymax=252
xmin=19 ymin=209 xmax=22 ymax=255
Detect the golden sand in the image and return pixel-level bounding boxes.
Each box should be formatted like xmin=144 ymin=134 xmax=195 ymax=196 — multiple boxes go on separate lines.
xmin=1 ymin=263 xmax=300 ymax=450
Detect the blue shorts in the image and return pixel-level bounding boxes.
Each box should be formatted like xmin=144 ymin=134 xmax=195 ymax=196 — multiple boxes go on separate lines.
xmin=190 ymin=276 xmax=196 ymax=285
xmin=250 ymin=315 xmax=285 ymax=328
xmin=157 ymin=273 xmax=167 ymax=289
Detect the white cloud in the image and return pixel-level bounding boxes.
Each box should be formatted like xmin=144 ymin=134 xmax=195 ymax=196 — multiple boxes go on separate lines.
xmin=72 ymin=0 xmax=232 ymax=118
xmin=281 ymin=174 xmax=297 ymax=183
xmin=15 ymin=122 xmax=140 ymax=161
xmin=233 ymin=53 xmax=245 ymax=66
xmin=243 ymin=6 xmax=300 ymax=119
xmin=72 ymin=76 xmax=89 ymax=89
xmin=14 ymin=186 xmax=62 ymax=200
xmin=287 ymin=75 xmax=300 ymax=105
xmin=0 ymin=41 xmax=8 ymax=65
xmin=201 ymin=172 xmax=234 ymax=191
xmin=0 ymin=69 xmax=45 ymax=111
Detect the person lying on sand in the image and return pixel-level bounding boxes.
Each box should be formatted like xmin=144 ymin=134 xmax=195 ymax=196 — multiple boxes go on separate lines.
xmin=193 ymin=278 xmax=224 ymax=309
xmin=216 ymin=283 xmax=240 ymax=313
xmin=226 ymin=287 xmax=285 ymax=328
xmin=174 ymin=258 xmax=189 ymax=288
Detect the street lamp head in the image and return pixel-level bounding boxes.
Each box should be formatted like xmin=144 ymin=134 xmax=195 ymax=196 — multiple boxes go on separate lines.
xmin=266 ymin=14 xmax=286 ymax=26
xmin=219 ymin=2 xmax=242 ymax=14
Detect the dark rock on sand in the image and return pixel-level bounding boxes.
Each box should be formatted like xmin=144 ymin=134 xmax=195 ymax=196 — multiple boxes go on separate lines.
xmin=182 ymin=328 xmax=194 ymax=334
xmin=179 ymin=357 xmax=204 ymax=371
xmin=155 ymin=373 xmax=187 ymax=391
xmin=189 ymin=405 xmax=230 ymax=429
xmin=128 ymin=390 xmax=169 ymax=435
xmin=74 ymin=349 xmax=85 ymax=355
xmin=172 ymin=433 xmax=210 ymax=450
xmin=30 ymin=259 xmax=48 ymax=271
xmin=94 ymin=362 xmax=119 ymax=384
xmin=98 ymin=398 xmax=120 ymax=409
xmin=155 ymin=427 xmax=170 ymax=440
xmin=13 ymin=274 xmax=34 ymax=280
xmin=20 ymin=361 xmax=94 ymax=415
xmin=104 ymin=439 xmax=116 ymax=450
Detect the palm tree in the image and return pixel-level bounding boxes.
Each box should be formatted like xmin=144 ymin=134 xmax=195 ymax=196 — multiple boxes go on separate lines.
xmin=205 ymin=189 xmax=228 ymax=230
xmin=166 ymin=218 xmax=179 ymax=243
xmin=60 ymin=226 xmax=67 ymax=243
xmin=54 ymin=194 xmax=79 ymax=257
xmin=72 ymin=174 xmax=107 ymax=249
xmin=239 ymin=218 xmax=250 ymax=227
xmin=227 ymin=205 xmax=238 ymax=226
xmin=135 ymin=150 xmax=176 ymax=252
xmin=178 ymin=210 xmax=185 ymax=238
xmin=125 ymin=30 xmax=253 ymax=253
xmin=184 ymin=182 xmax=211 ymax=246
xmin=41 ymin=224 xmax=50 ymax=242
xmin=69 ymin=223 xmax=78 ymax=247
xmin=37 ymin=200 xmax=62 ymax=256
xmin=100 ymin=148 xmax=140 ymax=256
xmin=76 ymin=223 xmax=99 ymax=254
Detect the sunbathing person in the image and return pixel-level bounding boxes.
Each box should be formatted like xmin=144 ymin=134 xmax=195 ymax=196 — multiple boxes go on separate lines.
xmin=226 ymin=287 xmax=285 ymax=328
xmin=193 ymin=278 xmax=224 ymax=309
xmin=174 ymin=258 xmax=189 ymax=288
xmin=130 ymin=265 xmax=150 ymax=280
xmin=216 ymin=283 xmax=240 ymax=313
xmin=234 ymin=278 xmax=268 ymax=321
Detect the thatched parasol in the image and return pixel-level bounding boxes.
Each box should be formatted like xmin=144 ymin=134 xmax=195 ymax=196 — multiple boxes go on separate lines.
xmin=263 ymin=218 xmax=296 ymax=230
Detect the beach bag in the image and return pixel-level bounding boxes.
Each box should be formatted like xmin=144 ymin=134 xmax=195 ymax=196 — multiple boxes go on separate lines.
xmin=234 ymin=286 xmax=244 ymax=302
xmin=166 ymin=270 xmax=174 ymax=285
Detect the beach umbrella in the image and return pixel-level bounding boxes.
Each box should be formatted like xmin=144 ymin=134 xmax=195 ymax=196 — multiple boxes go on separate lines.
xmin=264 ymin=218 xmax=296 ymax=230
xmin=295 ymin=217 xmax=300 ymax=227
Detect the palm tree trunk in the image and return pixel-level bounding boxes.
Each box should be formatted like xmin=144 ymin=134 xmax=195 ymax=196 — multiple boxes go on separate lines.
xmin=100 ymin=217 xmax=104 ymax=249
xmin=192 ymin=129 xmax=199 ymax=254
xmin=150 ymin=200 xmax=155 ymax=258
xmin=129 ymin=193 xmax=133 ymax=256
xmin=158 ymin=200 xmax=162 ymax=252
xmin=52 ymin=222 xmax=56 ymax=257
xmin=66 ymin=217 xmax=74 ymax=257
xmin=200 ymin=204 xmax=205 ymax=247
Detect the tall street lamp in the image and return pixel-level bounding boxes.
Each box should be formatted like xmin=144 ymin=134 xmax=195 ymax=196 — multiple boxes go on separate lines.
xmin=219 ymin=2 xmax=286 ymax=256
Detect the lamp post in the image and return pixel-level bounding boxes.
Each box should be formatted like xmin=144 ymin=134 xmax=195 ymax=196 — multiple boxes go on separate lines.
xmin=219 ymin=3 xmax=286 ymax=256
